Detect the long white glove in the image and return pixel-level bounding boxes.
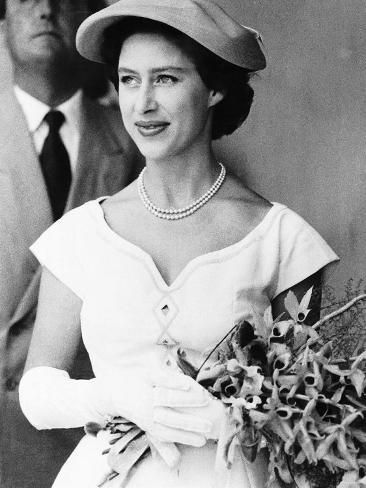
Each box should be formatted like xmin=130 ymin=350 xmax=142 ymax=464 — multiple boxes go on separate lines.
xmin=153 ymin=374 xmax=226 ymax=440
xmin=19 ymin=366 xmax=208 ymax=447
xmin=19 ymin=367 xmax=107 ymax=429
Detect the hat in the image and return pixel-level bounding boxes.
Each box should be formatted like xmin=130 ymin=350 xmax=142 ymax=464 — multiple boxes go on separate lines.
xmin=76 ymin=0 xmax=266 ymax=71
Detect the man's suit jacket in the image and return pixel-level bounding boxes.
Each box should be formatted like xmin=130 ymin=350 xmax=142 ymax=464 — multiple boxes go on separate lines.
xmin=0 ymin=89 xmax=142 ymax=488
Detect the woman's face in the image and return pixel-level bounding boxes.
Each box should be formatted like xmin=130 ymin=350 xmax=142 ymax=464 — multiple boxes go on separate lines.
xmin=117 ymin=31 xmax=223 ymax=161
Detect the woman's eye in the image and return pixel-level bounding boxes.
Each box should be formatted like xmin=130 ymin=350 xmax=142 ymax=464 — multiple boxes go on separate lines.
xmin=120 ymin=76 xmax=139 ymax=87
xmin=155 ymin=75 xmax=178 ymax=85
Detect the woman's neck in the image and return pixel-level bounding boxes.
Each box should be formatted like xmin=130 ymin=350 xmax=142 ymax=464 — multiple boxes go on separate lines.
xmin=143 ymin=152 xmax=220 ymax=210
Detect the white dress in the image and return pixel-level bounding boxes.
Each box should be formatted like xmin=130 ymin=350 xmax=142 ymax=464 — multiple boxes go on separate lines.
xmin=30 ymin=199 xmax=339 ymax=488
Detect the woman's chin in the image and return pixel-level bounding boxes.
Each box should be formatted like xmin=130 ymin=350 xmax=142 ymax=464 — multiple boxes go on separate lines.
xmin=137 ymin=145 xmax=175 ymax=162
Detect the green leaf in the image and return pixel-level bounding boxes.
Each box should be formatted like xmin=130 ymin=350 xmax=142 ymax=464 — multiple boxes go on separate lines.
xmin=284 ymin=291 xmax=300 ymax=322
xmin=351 ymin=350 xmax=366 ymax=370
xmin=237 ymin=425 xmax=260 ymax=462
xmin=108 ymin=434 xmax=149 ymax=479
xmin=176 ymin=348 xmax=198 ymax=379
xmin=248 ymin=409 xmax=270 ymax=428
xmin=109 ymin=427 xmax=142 ymax=455
xmin=196 ymin=362 xmax=226 ymax=384
xmin=322 ymin=451 xmax=350 ymax=471
xmin=350 ymin=428 xmax=366 ymax=443
xmin=316 ymin=431 xmax=338 ymax=459
xmin=271 ymin=449 xmax=293 ymax=484
xmin=251 ymin=308 xmax=272 ymax=341
xmin=323 ymin=364 xmax=350 ymax=376
xmin=345 ymin=394 xmax=366 ymax=411
xmin=299 ymin=287 xmax=313 ymax=314
xmin=350 ymin=369 xmax=365 ymax=397
xmin=331 ymin=385 xmax=345 ymax=403
xmin=306 ymin=326 xmax=320 ymax=341
xmin=336 ymin=432 xmax=358 ymax=470
xmin=97 ymin=470 xmax=119 ymax=487
xmin=226 ymin=436 xmax=240 ymax=468
xmin=263 ymin=306 xmax=274 ymax=330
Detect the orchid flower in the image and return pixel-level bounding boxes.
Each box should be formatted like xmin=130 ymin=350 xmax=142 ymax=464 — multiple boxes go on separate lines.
xmin=239 ymin=366 xmax=264 ymax=397
xmin=317 ymin=412 xmax=362 ymax=470
xmin=337 ymin=470 xmax=366 ymax=488
xmin=323 ymin=362 xmax=366 ymax=398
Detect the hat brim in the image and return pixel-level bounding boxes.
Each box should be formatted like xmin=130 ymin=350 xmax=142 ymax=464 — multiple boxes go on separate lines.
xmin=76 ymin=1 xmax=266 ymax=71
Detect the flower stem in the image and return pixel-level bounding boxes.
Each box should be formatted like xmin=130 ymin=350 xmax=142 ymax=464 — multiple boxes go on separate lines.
xmin=312 ymin=294 xmax=366 ymax=330
xmin=197 ymin=323 xmax=238 ymax=375
xmin=296 ymin=294 xmax=366 ymax=354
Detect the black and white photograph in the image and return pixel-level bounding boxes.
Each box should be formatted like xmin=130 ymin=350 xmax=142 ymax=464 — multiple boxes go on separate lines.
xmin=0 ymin=1 xmax=365 ymax=487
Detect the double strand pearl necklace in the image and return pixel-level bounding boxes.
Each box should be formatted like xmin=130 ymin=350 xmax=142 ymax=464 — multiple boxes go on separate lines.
xmin=137 ymin=163 xmax=226 ymax=220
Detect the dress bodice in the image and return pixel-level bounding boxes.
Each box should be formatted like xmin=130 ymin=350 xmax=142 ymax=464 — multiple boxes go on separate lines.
xmin=31 ymin=199 xmax=338 ymax=381
xmin=30 ymin=198 xmax=338 ymax=488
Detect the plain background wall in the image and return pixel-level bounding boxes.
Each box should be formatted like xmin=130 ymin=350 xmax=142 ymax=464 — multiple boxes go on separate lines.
xmin=1 ymin=1 xmax=365 ymax=292
xmin=214 ymin=0 xmax=366 ymax=292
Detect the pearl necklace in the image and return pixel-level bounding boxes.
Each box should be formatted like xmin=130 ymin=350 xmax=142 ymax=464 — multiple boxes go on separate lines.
xmin=137 ymin=163 xmax=226 ymax=220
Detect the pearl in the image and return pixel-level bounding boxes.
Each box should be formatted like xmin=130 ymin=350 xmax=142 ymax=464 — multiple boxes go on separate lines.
xmin=137 ymin=163 xmax=226 ymax=220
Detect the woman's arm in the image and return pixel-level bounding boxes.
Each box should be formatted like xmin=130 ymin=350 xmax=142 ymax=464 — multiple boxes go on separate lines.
xmin=20 ymin=267 xmax=109 ymax=429
xmin=271 ymin=270 xmax=322 ymax=325
xmin=20 ymin=268 xmax=207 ymax=448
xmin=24 ymin=266 xmax=82 ymax=373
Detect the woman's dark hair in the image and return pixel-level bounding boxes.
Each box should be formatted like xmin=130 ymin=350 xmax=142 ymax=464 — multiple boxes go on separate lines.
xmin=101 ymin=17 xmax=255 ymax=140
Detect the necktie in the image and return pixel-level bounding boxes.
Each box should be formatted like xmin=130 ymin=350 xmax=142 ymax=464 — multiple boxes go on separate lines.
xmin=39 ymin=111 xmax=72 ymax=221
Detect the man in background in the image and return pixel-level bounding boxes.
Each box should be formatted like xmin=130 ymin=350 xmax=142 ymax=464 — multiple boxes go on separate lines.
xmin=0 ymin=1 xmax=141 ymax=487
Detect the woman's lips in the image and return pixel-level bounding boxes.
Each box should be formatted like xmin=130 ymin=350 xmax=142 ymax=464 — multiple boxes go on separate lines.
xmin=135 ymin=121 xmax=169 ymax=137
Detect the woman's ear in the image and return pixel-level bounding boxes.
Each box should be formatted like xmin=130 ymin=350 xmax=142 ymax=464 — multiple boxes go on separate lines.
xmin=208 ymin=89 xmax=226 ymax=108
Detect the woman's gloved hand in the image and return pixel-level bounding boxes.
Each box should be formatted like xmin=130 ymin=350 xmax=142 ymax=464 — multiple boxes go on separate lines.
xmin=19 ymin=366 xmax=214 ymax=449
xmin=152 ymin=374 xmax=226 ymax=441
xmin=104 ymin=369 xmax=209 ymax=447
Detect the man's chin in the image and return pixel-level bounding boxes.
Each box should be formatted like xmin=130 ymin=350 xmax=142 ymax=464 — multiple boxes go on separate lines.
xmin=26 ymin=34 xmax=72 ymax=57
xmin=22 ymin=45 xmax=77 ymax=69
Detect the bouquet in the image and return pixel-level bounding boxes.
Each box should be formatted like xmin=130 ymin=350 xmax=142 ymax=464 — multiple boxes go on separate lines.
xmin=86 ymin=287 xmax=366 ymax=488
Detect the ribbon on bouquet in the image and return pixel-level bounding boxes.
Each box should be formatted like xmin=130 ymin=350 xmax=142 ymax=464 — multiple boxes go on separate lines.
xmin=85 ymin=417 xmax=180 ymax=487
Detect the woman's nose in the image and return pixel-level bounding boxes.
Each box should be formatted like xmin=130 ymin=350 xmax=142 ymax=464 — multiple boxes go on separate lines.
xmin=135 ymin=84 xmax=157 ymax=114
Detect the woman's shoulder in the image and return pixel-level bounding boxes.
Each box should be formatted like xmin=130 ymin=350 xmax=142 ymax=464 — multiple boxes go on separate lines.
xmin=56 ymin=180 xmax=139 ymax=230
xmin=223 ymin=172 xmax=270 ymax=208
xmin=217 ymin=173 xmax=335 ymax=247
xmin=101 ymin=180 xmax=139 ymax=211
xmin=218 ymin=172 xmax=273 ymax=233
xmin=99 ymin=180 xmax=143 ymax=231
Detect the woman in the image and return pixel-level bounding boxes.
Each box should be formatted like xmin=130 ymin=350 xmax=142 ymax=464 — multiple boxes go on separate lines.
xmin=19 ymin=0 xmax=339 ymax=487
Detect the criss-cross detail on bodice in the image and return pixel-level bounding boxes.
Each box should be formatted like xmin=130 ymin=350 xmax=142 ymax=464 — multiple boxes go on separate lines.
xmin=154 ymin=294 xmax=179 ymax=346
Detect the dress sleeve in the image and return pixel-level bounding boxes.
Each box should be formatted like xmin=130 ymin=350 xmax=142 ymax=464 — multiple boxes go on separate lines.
xmin=271 ymin=207 xmax=339 ymax=299
xmin=30 ymin=207 xmax=86 ymax=300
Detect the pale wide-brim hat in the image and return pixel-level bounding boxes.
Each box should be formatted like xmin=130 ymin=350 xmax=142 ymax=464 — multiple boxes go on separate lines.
xmin=76 ymin=0 xmax=266 ymax=71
